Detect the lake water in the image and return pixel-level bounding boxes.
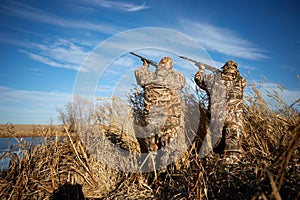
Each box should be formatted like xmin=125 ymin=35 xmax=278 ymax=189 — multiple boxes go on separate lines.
xmin=0 ymin=137 xmax=58 ymax=170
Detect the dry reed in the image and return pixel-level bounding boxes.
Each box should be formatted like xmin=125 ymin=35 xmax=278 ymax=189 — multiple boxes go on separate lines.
xmin=0 ymin=82 xmax=299 ymax=200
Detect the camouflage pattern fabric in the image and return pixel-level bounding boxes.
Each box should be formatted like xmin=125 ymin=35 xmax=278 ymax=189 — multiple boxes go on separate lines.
xmin=195 ymin=61 xmax=246 ymax=162
xmin=134 ymin=62 xmax=186 ymax=168
xmin=195 ymin=72 xmax=228 ymax=156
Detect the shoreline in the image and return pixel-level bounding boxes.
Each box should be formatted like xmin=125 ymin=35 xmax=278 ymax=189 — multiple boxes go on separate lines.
xmin=0 ymin=124 xmax=75 ymax=138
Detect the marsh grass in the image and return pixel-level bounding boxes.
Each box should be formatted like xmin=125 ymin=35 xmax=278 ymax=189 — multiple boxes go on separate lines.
xmin=0 ymin=82 xmax=299 ymax=200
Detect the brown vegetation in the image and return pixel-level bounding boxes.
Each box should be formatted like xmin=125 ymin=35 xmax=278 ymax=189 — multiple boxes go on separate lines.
xmin=0 ymin=124 xmax=65 ymax=138
xmin=0 ymin=83 xmax=299 ymax=200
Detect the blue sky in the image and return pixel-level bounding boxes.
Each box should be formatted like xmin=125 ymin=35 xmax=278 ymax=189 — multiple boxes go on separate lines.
xmin=0 ymin=0 xmax=299 ymax=124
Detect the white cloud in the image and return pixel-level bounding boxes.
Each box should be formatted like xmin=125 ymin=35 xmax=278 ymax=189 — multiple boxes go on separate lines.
xmin=0 ymin=1 xmax=122 ymax=34
xmin=0 ymin=34 xmax=92 ymax=71
xmin=180 ymin=20 xmax=268 ymax=60
xmin=0 ymin=86 xmax=72 ymax=124
xmin=31 ymin=38 xmax=90 ymax=69
xmin=82 ymin=0 xmax=151 ymax=12
xmin=20 ymin=50 xmax=81 ymax=71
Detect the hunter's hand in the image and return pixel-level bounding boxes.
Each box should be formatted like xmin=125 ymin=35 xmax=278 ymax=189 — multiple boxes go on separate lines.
xmin=143 ymin=59 xmax=149 ymax=67
xmin=199 ymin=64 xmax=205 ymax=70
xmin=195 ymin=68 xmax=205 ymax=80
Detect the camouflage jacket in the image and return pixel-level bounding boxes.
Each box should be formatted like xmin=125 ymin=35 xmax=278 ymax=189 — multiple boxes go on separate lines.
xmin=135 ymin=65 xmax=186 ymax=98
xmin=195 ymin=70 xmax=246 ymax=110
xmin=134 ymin=64 xmax=186 ymax=152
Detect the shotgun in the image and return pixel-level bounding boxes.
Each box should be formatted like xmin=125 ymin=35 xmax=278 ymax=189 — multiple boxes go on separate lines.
xmin=179 ymin=55 xmax=220 ymax=73
xmin=130 ymin=52 xmax=159 ymax=68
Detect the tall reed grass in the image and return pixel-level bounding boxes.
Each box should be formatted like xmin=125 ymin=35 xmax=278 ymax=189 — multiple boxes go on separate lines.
xmin=0 ymin=82 xmax=299 ymax=200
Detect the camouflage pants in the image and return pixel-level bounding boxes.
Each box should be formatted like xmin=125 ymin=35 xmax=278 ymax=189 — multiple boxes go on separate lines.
xmin=134 ymin=86 xmax=186 ymax=171
xmin=141 ymin=86 xmax=182 ymax=151
xmin=223 ymin=109 xmax=243 ymax=155
xmin=138 ymin=117 xmax=186 ymax=171
xmin=140 ymin=112 xmax=182 ymax=152
xmin=159 ymin=123 xmax=186 ymax=169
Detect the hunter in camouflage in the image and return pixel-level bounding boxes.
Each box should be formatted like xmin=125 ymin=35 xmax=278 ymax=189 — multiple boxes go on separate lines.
xmin=134 ymin=56 xmax=186 ymax=168
xmin=195 ymin=60 xmax=246 ymax=164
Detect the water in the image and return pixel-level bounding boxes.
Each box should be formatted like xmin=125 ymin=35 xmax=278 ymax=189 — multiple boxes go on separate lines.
xmin=0 ymin=137 xmax=58 ymax=170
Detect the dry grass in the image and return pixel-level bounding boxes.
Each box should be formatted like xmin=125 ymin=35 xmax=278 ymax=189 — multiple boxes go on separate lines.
xmin=0 ymin=83 xmax=299 ymax=200
xmin=0 ymin=124 xmax=65 ymax=138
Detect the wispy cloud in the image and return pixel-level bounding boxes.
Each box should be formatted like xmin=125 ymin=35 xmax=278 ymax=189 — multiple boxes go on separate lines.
xmin=180 ymin=20 xmax=268 ymax=60
xmin=0 ymin=30 xmax=93 ymax=71
xmin=0 ymin=1 xmax=122 ymax=34
xmin=81 ymin=0 xmax=151 ymax=12
xmin=0 ymin=0 xmax=133 ymax=71
xmin=21 ymin=50 xmax=81 ymax=71
xmin=0 ymin=86 xmax=72 ymax=124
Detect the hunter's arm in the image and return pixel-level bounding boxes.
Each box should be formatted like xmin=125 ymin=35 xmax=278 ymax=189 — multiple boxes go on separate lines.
xmin=194 ymin=65 xmax=206 ymax=90
xmin=134 ymin=62 xmax=154 ymax=87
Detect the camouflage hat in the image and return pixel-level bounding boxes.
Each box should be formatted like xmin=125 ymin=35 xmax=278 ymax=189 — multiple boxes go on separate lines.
xmin=159 ymin=57 xmax=173 ymax=69
xmin=222 ymin=60 xmax=238 ymax=69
